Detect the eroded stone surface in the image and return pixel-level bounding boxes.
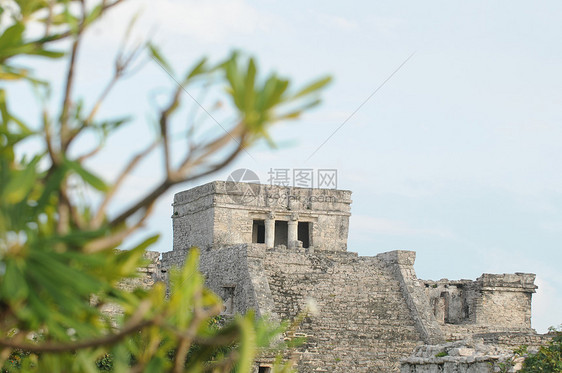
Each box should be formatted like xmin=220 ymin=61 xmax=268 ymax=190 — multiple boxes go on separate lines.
xmin=400 ymin=336 xmax=551 ymax=373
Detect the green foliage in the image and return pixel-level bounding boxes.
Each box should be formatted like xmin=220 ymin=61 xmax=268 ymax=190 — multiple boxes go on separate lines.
xmin=223 ymin=54 xmax=331 ymax=146
xmin=489 ymin=326 xmax=562 ymax=373
xmin=96 ymin=353 xmax=114 ymax=371
xmin=3 ymin=349 xmax=32 ymax=371
xmin=0 ymin=0 xmax=330 ymax=372
xmin=519 ymin=326 xmax=562 ymax=373
xmin=434 ymin=351 xmax=448 ymax=358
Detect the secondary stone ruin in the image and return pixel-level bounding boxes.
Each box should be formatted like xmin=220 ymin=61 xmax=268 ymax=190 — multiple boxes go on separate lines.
xmin=157 ymin=181 xmax=548 ymax=372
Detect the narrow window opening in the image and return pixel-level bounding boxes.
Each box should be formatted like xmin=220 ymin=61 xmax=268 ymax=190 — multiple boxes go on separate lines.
xmin=252 ymin=220 xmax=265 ymax=243
xmin=258 ymin=367 xmax=271 ymax=373
xmin=434 ymin=295 xmax=446 ymax=324
xmin=442 ymin=292 xmax=451 ymax=324
xmin=274 ymin=221 xmax=288 ymax=247
xmin=298 ymin=222 xmax=311 ymax=248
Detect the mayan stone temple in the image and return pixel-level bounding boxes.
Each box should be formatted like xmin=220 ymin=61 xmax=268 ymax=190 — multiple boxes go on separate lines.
xmin=157 ymin=181 xmax=549 ymax=373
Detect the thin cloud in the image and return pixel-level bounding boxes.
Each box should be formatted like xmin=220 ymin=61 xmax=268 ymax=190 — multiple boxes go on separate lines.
xmin=317 ymin=13 xmax=359 ymax=31
xmin=92 ymin=0 xmax=278 ymax=45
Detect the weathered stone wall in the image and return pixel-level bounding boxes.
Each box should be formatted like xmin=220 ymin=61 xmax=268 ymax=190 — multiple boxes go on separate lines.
xmin=164 ymin=181 xmax=542 ymax=373
xmin=172 ymin=182 xmax=352 ymax=252
xmin=400 ymin=339 xmax=518 ymax=373
xmin=400 ymin=334 xmax=553 ymax=373
xmin=262 ymin=247 xmax=423 ymax=372
xmin=477 ymin=274 xmax=535 ymax=329
xmin=473 ymin=332 xmax=552 ymax=350
xmin=401 ymin=361 xmax=494 ymax=373
xmin=378 ymin=251 xmax=444 ymax=345
xmin=161 ymin=244 xmax=541 ymax=373
xmin=172 ymin=184 xmax=215 ymax=250
xmin=162 ymin=244 xmax=277 ymax=317
xmin=424 ymin=280 xmax=476 ymax=325
xmin=189 ymin=245 xmax=430 ymax=372
xmin=198 ymin=244 xmax=275 ymax=317
xmin=423 ymin=274 xmax=536 ymax=340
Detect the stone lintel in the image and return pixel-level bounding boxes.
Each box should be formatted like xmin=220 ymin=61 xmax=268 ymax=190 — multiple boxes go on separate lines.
xmin=477 ymin=273 xmax=537 ymax=293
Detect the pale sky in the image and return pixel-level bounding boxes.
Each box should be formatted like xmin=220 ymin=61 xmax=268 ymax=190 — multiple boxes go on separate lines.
xmin=8 ymin=0 xmax=562 ymax=332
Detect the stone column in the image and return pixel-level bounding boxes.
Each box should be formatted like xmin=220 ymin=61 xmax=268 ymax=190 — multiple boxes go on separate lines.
xmin=288 ymin=213 xmax=298 ymax=249
xmin=265 ymin=212 xmax=275 ymax=248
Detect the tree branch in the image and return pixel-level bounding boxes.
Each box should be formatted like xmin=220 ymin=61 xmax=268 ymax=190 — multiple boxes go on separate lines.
xmin=60 ymin=5 xmax=86 ymax=152
xmin=91 ymin=140 xmax=159 ymax=229
xmin=0 ymin=300 xmax=154 ymax=353
xmin=59 ymin=3 xmax=145 ymax=152
xmin=176 ymin=124 xmax=245 ymax=178
xmin=43 ymin=108 xmax=60 ymax=165
xmin=109 ymin=135 xmax=245 ymax=229
xmin=172 ymin=290 xmax=217 ymax=373
xmin=176 ymin=140 xmax=246 ymax=184
xmin=109 ymin=179 xmax=170 ymax=228
xmin=76 ymin=142 xmax=105 ymax=163
xmin=44 ymin=0 xmax=55 ymax=38
xmin=65 ymin=75 xmax=119 ymax=149
xmin=161 ymin=85 xmax=183 ymax=177
xmin=56 ymin=190 xmax=70 ymax=235
xmin=61 ymin=185 xmax=86 ymax=230
xmin=29 ymin=0 xmax=127 ymax=47
xmin=85 ymin=201 xmax=156 ymax=253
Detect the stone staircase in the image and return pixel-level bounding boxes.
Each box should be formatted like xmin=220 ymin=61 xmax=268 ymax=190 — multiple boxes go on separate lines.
xmin=264 ymin=249 xmax=422 ymax=372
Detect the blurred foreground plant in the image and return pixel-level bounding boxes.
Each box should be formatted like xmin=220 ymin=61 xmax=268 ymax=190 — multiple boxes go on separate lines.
xmin=0 ymin=0 xmax=330 ymax=371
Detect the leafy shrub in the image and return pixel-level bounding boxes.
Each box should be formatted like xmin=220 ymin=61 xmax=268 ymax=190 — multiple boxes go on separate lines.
xmin=519 ymin=326 xmax=562 ymax=373
xmin=0 ymin=0 xmax=330 ymax=371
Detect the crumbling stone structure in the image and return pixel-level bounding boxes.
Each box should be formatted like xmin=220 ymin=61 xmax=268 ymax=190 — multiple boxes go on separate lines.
xmin=160 ymin=181 xmax=542 ymax=372
xmin=423 ymin=274 xmax=537 ymax=341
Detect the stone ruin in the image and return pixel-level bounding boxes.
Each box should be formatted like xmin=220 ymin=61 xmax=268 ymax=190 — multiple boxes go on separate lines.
xmin=146 ymin=181 xmax=551 ymax=372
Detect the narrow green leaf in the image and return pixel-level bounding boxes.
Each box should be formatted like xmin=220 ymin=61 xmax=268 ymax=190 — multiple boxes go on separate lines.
xmin=65 ymin=159 xmax=108 ymax=192
xmin=275 ymin=99 xmax=322 ymax=121
xmin=185 ymin=56 xmax=208 ymax=80
xmin=263 ymin=79 xmax=289 ymax=110
xmin=148 ymin=43 xmax=173 ymax=74
xmin=0 ymin=89 xmax=8 ymax=124
xmin=35 ymin=165 xmax=67 ymax=211
xmin=16 ymin=0 xmax=46 ymax=18
xmin=0 ymin=260 xmax=28 ymax=301
xmin=24 ymin=47 xmax=65 ymax=59
xmin=225 ymin=57 xmax=244 ymax=110
xmin=256 ymin=73 xmax=278 ymax=111
xmin=244 ymin=57 xmax=257 ymax=113
xmin=11 ymin=114 xmax=34 ymax=135
xmin=115 ymin=234 xmax=160 ymax=275
xmin=235 ymin=314 xmax=257 ymax=373
xmin=3 ymin=156 xmax=40 ymax=204
xmin=37 ymin=13 xmax=68 ymax=26
xmin=0 ymin=23 xmax=24 ymax=50
xmin=84 ymin=4 xmax=103 ymax=27
xmin=293 ymin=76 xmax=332 ymax=99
